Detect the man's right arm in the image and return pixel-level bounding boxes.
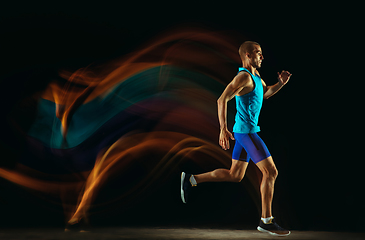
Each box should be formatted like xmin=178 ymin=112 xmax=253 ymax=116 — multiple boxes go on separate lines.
xmin=217 ymin=72 xmax=250 ymax=150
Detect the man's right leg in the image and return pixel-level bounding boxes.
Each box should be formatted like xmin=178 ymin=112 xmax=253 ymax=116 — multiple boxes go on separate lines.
xmin=181 ymin=135 xmax=248 ymax=203
xmin=194 ymin=159 xmax=248 ymax=184
xmin=180 ymin=160 xmax=248 ymax=203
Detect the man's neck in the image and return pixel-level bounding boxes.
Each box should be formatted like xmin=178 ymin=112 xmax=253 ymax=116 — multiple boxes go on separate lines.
xmin=242 ymin=62 xmax=256 ymax=75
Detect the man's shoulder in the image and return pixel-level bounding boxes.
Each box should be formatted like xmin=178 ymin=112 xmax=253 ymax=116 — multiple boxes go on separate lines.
xmin=236 ymin=70 xmax=251 ymax=79
xmin=234 ymin=71 xmax=253 ymax=85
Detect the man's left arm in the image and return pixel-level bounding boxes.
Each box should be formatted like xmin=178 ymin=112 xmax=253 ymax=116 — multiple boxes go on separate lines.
xmin=262 ymin=70 xmax=292 ymax=99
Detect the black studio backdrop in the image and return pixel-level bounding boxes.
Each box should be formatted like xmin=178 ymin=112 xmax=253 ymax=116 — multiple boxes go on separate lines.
xmin=0 ymin=2 xmax=362 ymax=232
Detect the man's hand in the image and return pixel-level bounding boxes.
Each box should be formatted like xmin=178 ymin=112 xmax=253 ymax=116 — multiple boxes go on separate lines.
xmin=219 ymin=128 xmax=235 ymax=150
xmin=277 ymin=70 xmax=292 ymax=86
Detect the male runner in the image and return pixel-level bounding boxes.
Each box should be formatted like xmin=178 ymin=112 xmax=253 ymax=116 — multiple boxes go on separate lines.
xmin=181 ymin=41 xmax=292 ymax=236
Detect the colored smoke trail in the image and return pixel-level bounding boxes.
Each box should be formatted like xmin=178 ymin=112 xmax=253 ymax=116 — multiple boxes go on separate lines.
xmin=39 ymin=28 xmax=240 ymax=148
xmin=69 ymin=132 xmax=233 ymax=222
xmin=0 ymin=27 xmax=263 ymax=223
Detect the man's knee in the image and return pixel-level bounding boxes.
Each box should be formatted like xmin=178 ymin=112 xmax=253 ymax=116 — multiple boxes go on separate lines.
xmin=261 ymin=165 xmax=278 ymax=180
xmin=228 ymin=160 xmax=248 ymax=182
xmin=228 ymin=170 xmax=245 ymax=182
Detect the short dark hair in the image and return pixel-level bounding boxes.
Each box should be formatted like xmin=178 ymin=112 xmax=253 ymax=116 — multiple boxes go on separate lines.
xmin=239 ymin=41 xmax=260 ymax=59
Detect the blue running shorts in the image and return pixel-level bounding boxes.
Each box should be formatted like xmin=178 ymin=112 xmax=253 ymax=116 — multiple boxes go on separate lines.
xmin=232 ymin=132 xmax=271 ymax=164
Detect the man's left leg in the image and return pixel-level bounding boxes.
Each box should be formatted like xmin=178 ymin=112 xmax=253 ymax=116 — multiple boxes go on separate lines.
xmin=255 ymin=156 xmax=290 ymax=236
xmin=256 ymin=156 xmax=278 ymax=218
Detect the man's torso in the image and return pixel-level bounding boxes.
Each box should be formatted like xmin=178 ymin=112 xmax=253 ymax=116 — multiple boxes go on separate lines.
xmin=233 ymin=67 xmax=264 ymax=134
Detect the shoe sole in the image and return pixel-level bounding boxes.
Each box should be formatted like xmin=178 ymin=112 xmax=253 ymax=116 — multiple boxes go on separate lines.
xmin=257 ymin=226 xmax=291 ymax=236
xmin=181 ymin=172 xmax=186 ymax=204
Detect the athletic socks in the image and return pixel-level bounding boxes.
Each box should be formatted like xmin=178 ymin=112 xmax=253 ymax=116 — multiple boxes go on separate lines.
xmin=189 ymin=175 xmax=197 ymax=186
xmin=261 ymin=216 xmax=274 ymax=224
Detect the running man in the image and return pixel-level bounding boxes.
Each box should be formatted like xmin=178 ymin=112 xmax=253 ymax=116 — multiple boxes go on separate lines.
xmin=181 ymin=41 xmax=292 ymax=236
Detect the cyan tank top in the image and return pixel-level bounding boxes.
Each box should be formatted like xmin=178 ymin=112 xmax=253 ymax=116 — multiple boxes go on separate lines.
xmin=233 ymin=67 xmax=263 ymax=134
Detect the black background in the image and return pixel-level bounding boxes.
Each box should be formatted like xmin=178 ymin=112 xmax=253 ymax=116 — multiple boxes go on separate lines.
xmin=0 ymin=1 xmax=362 ymax=232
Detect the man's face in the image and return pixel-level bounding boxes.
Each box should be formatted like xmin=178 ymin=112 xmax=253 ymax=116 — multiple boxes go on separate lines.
xmin=249 ymin=45 xmax=264 ymax=69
